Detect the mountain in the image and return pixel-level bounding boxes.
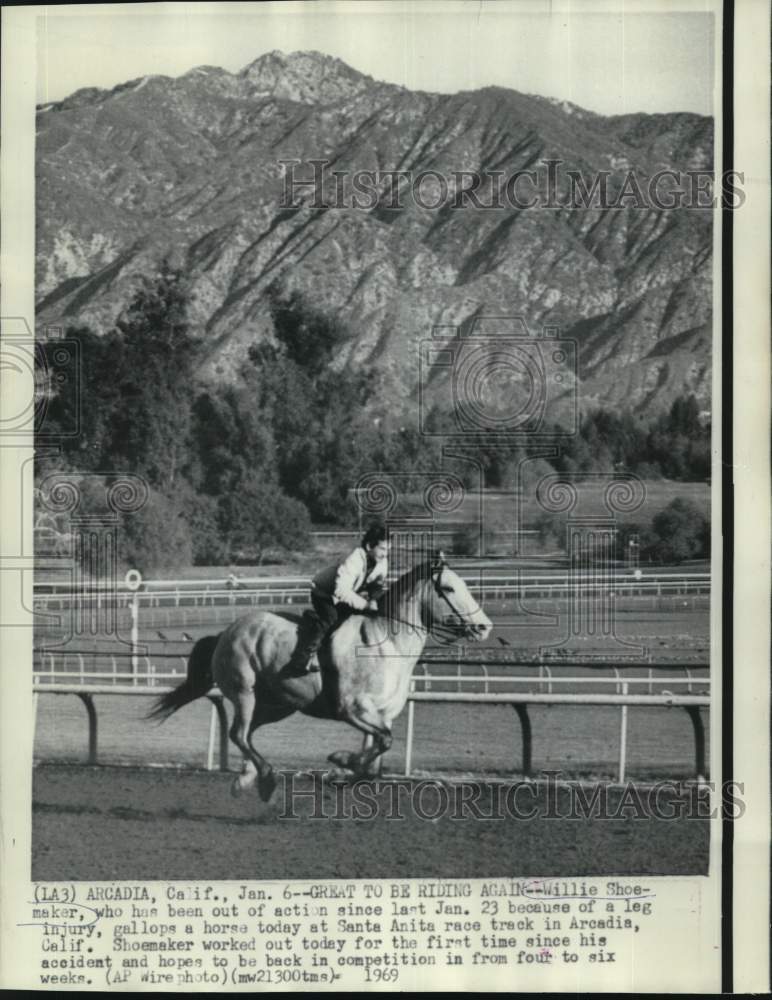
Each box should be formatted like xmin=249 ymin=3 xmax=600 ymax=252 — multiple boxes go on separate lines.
xmin=35 ymin=50 xmax=713 ymax=424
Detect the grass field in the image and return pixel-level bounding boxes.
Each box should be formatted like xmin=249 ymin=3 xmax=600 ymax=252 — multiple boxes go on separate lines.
xmin=236 ymin=479 xmax=710 ymax=575
xmin=35 ymin=480 xmax=708 ymax=581
xmin=428 ymin=480 xmax=710 ymax=527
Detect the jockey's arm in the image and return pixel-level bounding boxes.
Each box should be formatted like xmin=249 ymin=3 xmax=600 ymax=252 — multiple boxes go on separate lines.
xmin=364 ymin=560 xmax=388 ymax=600
xmin=332 ymin=550 xmax=370 ymax=610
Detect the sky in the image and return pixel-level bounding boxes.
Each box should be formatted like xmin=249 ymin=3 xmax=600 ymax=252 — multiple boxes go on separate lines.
xmin=35 ymin=1 xmax=716 ymax=116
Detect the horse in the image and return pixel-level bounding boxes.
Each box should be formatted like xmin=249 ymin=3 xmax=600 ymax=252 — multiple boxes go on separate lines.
xmin=149 ymin=554 xmax=492 ymax=800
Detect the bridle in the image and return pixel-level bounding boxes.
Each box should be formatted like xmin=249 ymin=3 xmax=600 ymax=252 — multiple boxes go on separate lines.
xmin=425 ymin=555 xmax=480 ymax=644
xmin=431 ymin=562 xmax=472 ymax=634
xmin=374 ymin=556 xmax=474 ymax=644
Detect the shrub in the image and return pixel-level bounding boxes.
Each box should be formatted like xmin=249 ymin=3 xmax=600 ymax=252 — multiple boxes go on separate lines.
xmin=118 ymin=488 xmax=193 ymax=576
xmin=533 ymin=512 xmax=566 ymax=552
xmin=181 ymin=492 xmax=227 ymax=566
xmin=645 ymin=497 xmax=709 ymax=564
xmin=217 ymin=475 xmax=311 ymax=564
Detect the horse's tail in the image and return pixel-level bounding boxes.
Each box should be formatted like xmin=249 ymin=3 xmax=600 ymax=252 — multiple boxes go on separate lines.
xmin=147 ymin=633 xmax=221 ymax=722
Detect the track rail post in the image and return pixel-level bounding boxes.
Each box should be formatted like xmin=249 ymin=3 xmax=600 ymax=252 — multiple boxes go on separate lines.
xmin=206 ymin=702 xmax=217 ymax=770
xmin=206 ymin=695 xmax=230 ymax=772
xmin=618 ymin=681 xmax=629 ymax=782
xmin=76 ymin=692 xmax=98 ymax=764
xmin=683 ymin=705 xmax=707 ymax=780
xmin=512 ymin=704 xmax=532 ymax=776
xmin=405 ymin=689 xmax=416 ymax=777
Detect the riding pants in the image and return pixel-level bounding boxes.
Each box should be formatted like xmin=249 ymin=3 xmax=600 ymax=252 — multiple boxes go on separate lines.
xmin=296 ymin=593 xmax=351 ymax=660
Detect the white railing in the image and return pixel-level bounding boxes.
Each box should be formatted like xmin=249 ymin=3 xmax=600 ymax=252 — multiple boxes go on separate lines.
xmin=31 ymin=574 xmax=711 ymax=617
xmin=34 ymin=570 xmax=711 ymax=594
xmin=33 ymin=661 xmax=709 ymax=783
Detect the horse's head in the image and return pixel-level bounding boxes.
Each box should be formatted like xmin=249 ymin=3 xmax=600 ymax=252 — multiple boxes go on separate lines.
xmin=424 ymin=556 xmax=493 ymax=644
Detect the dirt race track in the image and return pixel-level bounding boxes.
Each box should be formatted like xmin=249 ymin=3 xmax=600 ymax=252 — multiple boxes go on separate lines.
xmin=32 ymin=765 xmax=710 ymax=881
xmin=32 ymin=598 xmax=711 ymax=881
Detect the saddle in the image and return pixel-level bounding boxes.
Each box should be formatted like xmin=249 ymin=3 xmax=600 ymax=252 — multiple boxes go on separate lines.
xmin=288 ymin=592 xmax=375 ymax=675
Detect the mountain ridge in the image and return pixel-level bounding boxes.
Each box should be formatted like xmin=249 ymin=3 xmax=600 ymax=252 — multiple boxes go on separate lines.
xmin=35 ymin=50 xmax=714 ymax=423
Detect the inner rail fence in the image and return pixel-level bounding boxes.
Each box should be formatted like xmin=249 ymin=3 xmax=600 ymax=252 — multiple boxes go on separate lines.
xmin=31 ymin=575 xmax=711 ymax=640
xmin=34 ymin=571 xmax=711 ymax=601
xmin=33 ymin=655 xmax=710 ymax=783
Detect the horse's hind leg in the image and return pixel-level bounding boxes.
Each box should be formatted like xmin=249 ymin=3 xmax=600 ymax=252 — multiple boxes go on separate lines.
xmin=229 ymin=691 xmax=277 ymax=801
xmin=247 ymin=700 xmax=297 ymax=800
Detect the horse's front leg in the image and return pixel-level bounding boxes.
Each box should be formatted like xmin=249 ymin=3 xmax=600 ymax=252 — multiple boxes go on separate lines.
xmin=332 ymin=709 xmax=392 ymax=777
xmin=361 ymin=735 xmax=385 ymax=777
xmin=328 ymin=735 xmax=384 ymax=777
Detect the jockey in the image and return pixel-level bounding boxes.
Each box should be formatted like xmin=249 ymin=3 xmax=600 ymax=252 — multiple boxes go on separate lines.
xmin=285 ymin=524 xmax=390 ymax=675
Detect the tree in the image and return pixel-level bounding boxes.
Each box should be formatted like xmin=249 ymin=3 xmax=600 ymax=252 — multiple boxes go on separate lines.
xmin=668 ymin=394 xmax=702 ymax=437
xmin=267 ymin=284 xmax=347 ymax=369
xmin=248 ymin=292 xmax=388 ymax=524
xmin=646 ymin=497 xmax=709 ymax=564
xmin=110 ymin=261 xmax=196 ymax=492
xmin=216 ymin=474 xmax=311 ymax=564
xmin=118 ymin=488 xmax=193 ymax=575
xmin=190 ymin=382 xmax=277 ymax=497
xmin=177 ymin=486 xmax=226 ymax=565
xmin=645 ymin=394 xmax=708 ymax=480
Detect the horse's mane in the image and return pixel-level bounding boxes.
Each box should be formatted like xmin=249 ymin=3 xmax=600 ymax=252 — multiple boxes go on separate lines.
xmin=380 ymin=559 xmax=436 ymax=612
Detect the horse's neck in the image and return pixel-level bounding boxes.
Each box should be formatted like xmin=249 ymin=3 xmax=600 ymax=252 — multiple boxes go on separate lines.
xmin=387 ymin=585 xmax=431 ymax=662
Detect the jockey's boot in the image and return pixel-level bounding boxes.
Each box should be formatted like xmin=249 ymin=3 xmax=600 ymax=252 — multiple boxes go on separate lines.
xmin=285 ymin=607 xmax=328 ymax=676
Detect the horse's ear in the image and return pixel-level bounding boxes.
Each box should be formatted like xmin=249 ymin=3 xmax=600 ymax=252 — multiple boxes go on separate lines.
xmin=432 ymin=549 xmax=446 ymax=571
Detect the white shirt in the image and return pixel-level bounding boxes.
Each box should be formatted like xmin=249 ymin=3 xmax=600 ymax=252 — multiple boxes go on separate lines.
xmin=311 ymin=547 xmax=388 ymax=610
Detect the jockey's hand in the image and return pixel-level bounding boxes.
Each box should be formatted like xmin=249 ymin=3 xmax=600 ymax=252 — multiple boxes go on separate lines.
xmin=365 ymin=600 xmax=379 ymax=614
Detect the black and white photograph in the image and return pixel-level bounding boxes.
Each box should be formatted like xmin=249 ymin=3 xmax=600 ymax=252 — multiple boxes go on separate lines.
xmin=1 ymin=0 xmax=769 ymax=993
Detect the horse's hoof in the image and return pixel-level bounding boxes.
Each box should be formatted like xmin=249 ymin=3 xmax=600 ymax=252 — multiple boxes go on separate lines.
xmin=328 ymin=750 xmax=354 ymax=768
xmin=232 ymin=769 xmax=259 ymax=798
xmin=325 ymin=767 xmax=351 ymax=784
xmin=258 ymin=771 xmax=277 ymax=802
